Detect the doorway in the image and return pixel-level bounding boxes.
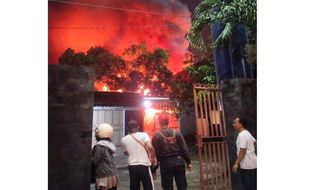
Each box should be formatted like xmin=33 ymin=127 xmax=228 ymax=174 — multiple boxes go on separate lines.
xmin=124 ymin=109 xmax=144 ymax=135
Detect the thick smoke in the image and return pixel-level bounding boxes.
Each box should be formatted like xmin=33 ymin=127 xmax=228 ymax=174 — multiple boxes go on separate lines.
xmin=48 ymin=0 xmax=191 ymax=73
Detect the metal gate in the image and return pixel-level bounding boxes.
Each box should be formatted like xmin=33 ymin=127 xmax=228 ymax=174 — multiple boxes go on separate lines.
xmin=92 ymin=107 xmax=125 ymax=147
xmin=193 ymin=84 xmax=232 ymax=190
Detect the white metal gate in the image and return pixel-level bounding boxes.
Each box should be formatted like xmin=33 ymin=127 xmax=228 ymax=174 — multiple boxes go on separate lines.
xmin=92 ymin=107 xmax=125 ymax=147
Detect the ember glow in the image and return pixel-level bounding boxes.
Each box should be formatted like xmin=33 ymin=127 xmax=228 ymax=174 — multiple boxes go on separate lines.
xmin=48 ymin=0 xmax=191 ymax=73
xmin=144 ymin=108 xmax=157 ymax=124
xmin=143 ymin=108 xmax=179 ymax=138
xmin=102 ymin=85 xmax=109 ymax=92
xmin=94 ymin=81 xmax=109 ymax=92
xmin=143 ymin=88 xmax=151 ymax=96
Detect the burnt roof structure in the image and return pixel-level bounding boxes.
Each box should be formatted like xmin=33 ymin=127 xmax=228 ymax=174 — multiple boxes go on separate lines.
xmin=94 ymin=92 xmax=143 ymax=107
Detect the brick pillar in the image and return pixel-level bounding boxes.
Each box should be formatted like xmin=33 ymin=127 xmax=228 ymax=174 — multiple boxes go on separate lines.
xmin=220 ymin=78 xmax=257 ymax=190
xmin=48 ymin=65 xmax=95 ymax=190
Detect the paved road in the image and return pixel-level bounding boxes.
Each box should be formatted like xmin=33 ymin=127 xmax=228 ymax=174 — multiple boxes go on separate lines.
xmin=91 ymin=156 xmax=201 ymax=190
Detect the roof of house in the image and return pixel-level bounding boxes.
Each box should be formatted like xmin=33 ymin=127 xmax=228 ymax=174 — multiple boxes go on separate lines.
xmin=94 ymin=92 xmax=143 ymax=107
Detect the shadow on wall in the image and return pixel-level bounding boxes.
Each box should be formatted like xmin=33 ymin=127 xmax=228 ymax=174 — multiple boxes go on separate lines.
xmin=179 ymin=110 xmax=197 ymax=138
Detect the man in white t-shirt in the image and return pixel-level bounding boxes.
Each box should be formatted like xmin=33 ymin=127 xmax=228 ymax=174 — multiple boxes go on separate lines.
xmin=121 ymin=120 xmax=156 ymax=190
xmin=232 ymin=117 xmax=257 ymax=190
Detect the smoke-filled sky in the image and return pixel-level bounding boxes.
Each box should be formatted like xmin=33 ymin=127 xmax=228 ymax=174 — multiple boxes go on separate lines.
xmin=48 ymin=0 xmax=197 ymax=73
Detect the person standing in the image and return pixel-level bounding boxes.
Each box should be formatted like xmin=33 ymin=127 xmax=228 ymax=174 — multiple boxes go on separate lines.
xmin=232 ymin=117 xmax=257 ymax=190
xmin=121 ymin=120 xmax=156 ymax=190
xmin=152 ymin=113 xmax=192 ymax=190
xmin=91 ymin=123 xmax=119 ymax=190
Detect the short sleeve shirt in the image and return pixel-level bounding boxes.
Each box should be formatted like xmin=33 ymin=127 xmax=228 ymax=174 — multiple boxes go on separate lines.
xmin=236 ymin=130 xmax=257 ymax=169
xmin=121 ymin=132 xmax=151 ymax=166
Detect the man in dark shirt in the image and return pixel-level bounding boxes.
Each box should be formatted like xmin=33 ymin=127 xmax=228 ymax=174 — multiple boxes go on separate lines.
xmin=152 ymin=112 xmax=192 ymax=190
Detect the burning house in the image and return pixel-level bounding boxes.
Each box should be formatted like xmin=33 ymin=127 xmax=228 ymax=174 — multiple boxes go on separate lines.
xmin=92 ymin=92 xmax=180 ymax=166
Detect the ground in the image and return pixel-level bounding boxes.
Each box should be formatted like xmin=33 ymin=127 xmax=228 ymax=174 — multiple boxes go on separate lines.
xmin=91 ymin=157 xmax=200 ymax=190
xmin=91 ymin=142 xmax=201 ymax=190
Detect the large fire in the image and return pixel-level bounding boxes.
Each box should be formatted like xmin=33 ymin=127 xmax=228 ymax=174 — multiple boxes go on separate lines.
xmin=143 ymin=106 xmax=179 ymax=138
xmin=48 ymin=0 xmax=192 ymax=73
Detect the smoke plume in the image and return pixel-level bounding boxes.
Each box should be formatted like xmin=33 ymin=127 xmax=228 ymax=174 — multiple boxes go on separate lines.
xmin=48 ymin=0 xmax=191 ymax=73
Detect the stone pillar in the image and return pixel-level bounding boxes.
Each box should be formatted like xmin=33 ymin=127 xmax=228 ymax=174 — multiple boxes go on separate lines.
xmin=48 ymin=65 xmax=95 ymax=190
xmin=220 ymin=78 xmax=257 ymax=190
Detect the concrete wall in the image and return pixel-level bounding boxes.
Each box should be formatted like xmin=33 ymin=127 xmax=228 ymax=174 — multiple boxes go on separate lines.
xmin=48 ymin=65 xmax=95 ymax=190
xmin=220 ymin=78 xmax=257 ymax=190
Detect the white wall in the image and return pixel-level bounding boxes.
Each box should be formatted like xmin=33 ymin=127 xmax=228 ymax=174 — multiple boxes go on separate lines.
xmin=92 ymin=107 xmax=125 ymax=148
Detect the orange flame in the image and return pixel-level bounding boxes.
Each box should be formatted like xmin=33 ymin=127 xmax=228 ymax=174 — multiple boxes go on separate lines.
xmin=102 ymin=85 xmax=109 ymax=92
xmin=94 ymin=81 xmax=110 ymax=92
xmin=144 ymin=108 xmax=157 ymax=124
xmin=48 ymin=0 xmax=191 ymax=73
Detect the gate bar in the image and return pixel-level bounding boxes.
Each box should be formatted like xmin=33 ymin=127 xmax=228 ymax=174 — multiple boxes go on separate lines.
xmin=193 ymin=84 xmax=232 ymax=190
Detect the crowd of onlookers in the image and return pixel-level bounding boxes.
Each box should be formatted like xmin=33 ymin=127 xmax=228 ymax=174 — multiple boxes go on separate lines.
xmin=91 ymin=113 xmax=256 ymax=190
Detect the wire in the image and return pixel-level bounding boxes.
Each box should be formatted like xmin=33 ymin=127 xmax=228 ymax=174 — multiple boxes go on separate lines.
xmin=48 ymin=0 xmax=191 ymax=18
xmin=48 ymin=23 xmax=190 ymax=29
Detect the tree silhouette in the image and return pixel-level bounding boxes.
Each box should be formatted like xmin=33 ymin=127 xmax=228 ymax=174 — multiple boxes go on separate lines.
xmin=58 ymin=44 xmax=173 ymax=96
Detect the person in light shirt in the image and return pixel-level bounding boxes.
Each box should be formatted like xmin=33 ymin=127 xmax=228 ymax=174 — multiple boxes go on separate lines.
xmin=121 ymin=120 xmax=157 ymax=190
xmin=232 ymin=117 xmax=257 ymax=190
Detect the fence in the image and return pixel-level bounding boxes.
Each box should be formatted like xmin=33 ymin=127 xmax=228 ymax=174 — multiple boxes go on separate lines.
xmin=193 ymin=84 xmax=232 ymax=190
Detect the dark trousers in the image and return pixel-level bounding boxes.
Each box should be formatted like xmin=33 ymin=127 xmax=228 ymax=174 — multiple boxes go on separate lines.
xmin=160 ymin=164 xmax=187 ymax=190
xmin=240 ymin=168 xmax=257 ymax=190
xmin=128 ymin=165 xmax=154 ymax=190
xmin=96 ymin=187 xmax=117 ymax=190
